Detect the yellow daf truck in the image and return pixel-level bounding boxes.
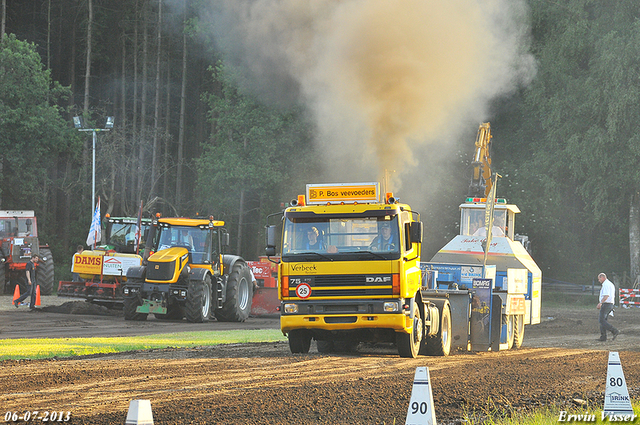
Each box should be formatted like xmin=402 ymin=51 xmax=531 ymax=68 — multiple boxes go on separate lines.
xmin=265 ymin=182 xmax=447 ymax=358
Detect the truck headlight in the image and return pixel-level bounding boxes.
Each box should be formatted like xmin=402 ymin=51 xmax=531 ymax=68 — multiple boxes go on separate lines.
xmin=384 ymin=302 xmax=399 ymax=312
xmin=284 ymin=303 xmax=298 ymax=314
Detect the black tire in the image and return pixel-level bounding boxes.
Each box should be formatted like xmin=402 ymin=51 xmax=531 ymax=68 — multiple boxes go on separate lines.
xmin=37 ymin=248 xmax=55 ymax=295
xmin=397 ymin=301 xmax=423 ymax=358
xmin=513 ymin=314 xmax=525 ymax=348
xmin=316 ymin=340 xmax=334 ymax=353
xmin=123 ymin=293 xmax=147 ymax=321
xmin=423 ymin=303 xmax=452 ymax=356
xmin=0 ymin=261 xmax=6 ymax=294
xmin=288 ymin=330 xmax=311 ymax=354
xmin=185 ymin=275 xmax=212 ymax=323
xmin=214 ymin=262 xmax=253 ymax=322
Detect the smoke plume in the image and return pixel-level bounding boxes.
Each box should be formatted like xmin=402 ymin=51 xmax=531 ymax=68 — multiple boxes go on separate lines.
xmin=202 ymin=0 xmax=535 ymax=194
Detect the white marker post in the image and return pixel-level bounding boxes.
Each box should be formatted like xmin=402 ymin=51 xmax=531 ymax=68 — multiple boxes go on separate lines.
xmin=405 ymin=367 xmax=436 ymax=425
xmin=603 ymin=352 xmax=635 ymax=420
xmin=125 ymin=399 xmax=154 ymax=425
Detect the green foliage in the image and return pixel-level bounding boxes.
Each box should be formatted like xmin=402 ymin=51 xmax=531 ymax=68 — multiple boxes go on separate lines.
xmin=492 ymin=1 xmax=640 ymax=282
xmin=0 ymin=329 xmax=286 ymax=360
xmin=0 ymin=34 xmax=77 ymax=207
xmin=196 ymin=62 xmax=315 ymax=257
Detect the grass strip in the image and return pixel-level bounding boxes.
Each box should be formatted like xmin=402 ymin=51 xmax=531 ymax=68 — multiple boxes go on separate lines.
xmin=0 ymin=329 xmax=286 ymax=360
xmin=463 ymin=400 xmax=640 ymax=424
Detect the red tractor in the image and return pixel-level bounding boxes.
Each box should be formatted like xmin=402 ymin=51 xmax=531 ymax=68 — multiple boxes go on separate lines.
xmin=0 ymin=210 xmax=55 ymax=295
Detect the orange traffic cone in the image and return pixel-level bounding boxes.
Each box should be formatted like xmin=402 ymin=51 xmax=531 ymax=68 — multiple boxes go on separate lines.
xmin=35 ymin=285 xmax=41 ymax=307
xmin=12 ymin=284 xmax=20 ymax=303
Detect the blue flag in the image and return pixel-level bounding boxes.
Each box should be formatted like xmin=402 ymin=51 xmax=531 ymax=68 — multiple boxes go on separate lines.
xmin=135 ymin=200 xmax=143 ymax=254
xmin=86 ymin=197 xmax=101 ymax=248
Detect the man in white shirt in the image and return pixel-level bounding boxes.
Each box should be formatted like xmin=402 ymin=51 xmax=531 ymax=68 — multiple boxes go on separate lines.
xmin=597 ymin=273 xmax=619 ymax=341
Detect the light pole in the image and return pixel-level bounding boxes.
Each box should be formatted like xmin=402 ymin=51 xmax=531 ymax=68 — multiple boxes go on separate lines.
xmin=73 ymin=116 xmax=114 ymax=214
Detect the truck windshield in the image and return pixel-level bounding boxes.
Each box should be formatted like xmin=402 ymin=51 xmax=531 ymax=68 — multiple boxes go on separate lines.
xmin=109 ymin=222 xmax=150 ymax=249
xmin=461 ymin=208 xmax=507 ymax=237
xmin=282 ymin=215 xmax=400 ymax=261
xmin=155 ymin=225 xmax=214 ymax=264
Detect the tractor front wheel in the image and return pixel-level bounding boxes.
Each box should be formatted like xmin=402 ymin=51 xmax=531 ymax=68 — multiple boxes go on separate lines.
xmin=123 ymin=291 xmax=147 ymax=321
xmin=185 ymin=275 xmax=212 ymax=323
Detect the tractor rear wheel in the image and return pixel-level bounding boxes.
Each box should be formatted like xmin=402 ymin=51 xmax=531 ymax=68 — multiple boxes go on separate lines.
xmin=214 ymin=262 xmax=253 ymax=322
xmin=0 ymin=261 xmax=6 ymax=294
xmin=185 ymin=275 xmax=212 ymax=323
xmin=37 ymin=248 xmax=55 ymax=295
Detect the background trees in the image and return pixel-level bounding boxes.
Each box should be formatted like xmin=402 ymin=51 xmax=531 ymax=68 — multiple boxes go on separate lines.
xmin=2 ymin=1 xmax=640 ymax=286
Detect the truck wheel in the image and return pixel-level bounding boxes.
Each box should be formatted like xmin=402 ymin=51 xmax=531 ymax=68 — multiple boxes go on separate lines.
xmin=423 ymin=303 xmax=452 ymax=356
xmin=513 ymin=314 xmax=525 ymax=348
xmin=316 ymin=340 xmax=334 ymax=353
xmin=123 ymin=286 xmax=147 ymax=321
xmin=397 ymin=301 xmax=422 ymax=358
xmin=289 ymin=330 xmax=311 ymax=354
xmin=214 ymin=262 xmax=253 ymax=322
xmin=185 ymin=275 xmax=212 ymax=323
xmin=37 ymin=248 xmax=55 ymax=295
xmin=506 ymin=315 xmax=515 ymax=349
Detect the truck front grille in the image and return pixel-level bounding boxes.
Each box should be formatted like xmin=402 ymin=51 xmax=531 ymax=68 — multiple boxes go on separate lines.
xmin=286 ymin=274 xmax=393 ymax=298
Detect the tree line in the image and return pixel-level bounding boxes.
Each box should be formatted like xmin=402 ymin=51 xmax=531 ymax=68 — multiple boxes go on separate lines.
xmin=1 ymin=0 xmax=640 ymax=286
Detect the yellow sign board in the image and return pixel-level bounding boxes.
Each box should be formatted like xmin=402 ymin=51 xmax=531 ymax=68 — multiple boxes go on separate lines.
xmin=306 ymin=183 xmax=379 ymax=205
xmin=72 ymin=253 xmax=103 ymax=275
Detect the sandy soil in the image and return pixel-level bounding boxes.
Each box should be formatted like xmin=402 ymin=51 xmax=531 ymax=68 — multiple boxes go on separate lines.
xmin=1 ymin=295 xmax=639 ymax=424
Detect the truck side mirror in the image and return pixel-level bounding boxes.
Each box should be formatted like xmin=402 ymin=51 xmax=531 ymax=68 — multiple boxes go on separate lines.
xmin=409 ymin=221 xmax=422 ymax=244
xmin=265 ymin=225 xmax=277 ymax=256
xmin=222 ymin=233 xmax=230 ymax=247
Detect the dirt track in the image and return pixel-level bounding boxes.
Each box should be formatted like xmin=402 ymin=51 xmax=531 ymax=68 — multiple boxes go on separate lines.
xmin=2 ymin=296 xmax=640 ymax=424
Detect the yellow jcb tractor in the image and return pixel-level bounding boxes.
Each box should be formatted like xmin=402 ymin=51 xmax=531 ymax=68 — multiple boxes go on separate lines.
xmin=123 ymin=216 xmax=253 ymax=322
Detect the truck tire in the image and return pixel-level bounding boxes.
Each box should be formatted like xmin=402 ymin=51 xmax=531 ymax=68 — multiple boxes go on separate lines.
xmin=185 ymin=275 xmax=212 ymax=323
xmin=513 ymin=314 xmax=525 ymax=348
xmin=289 ymin=330 xmax=311 ymax=354
xmin=37 ymin=248 xmax=55 ymax=295
xmin=506 ymin=315 xmax=515 ymax=349
xmin=422 ymin=303 xmax=452 ymax=356
xmin=214 ymin=262 xmax=253 ymax=322
xmin=397 ymin=301 xmax=422 ymax=358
